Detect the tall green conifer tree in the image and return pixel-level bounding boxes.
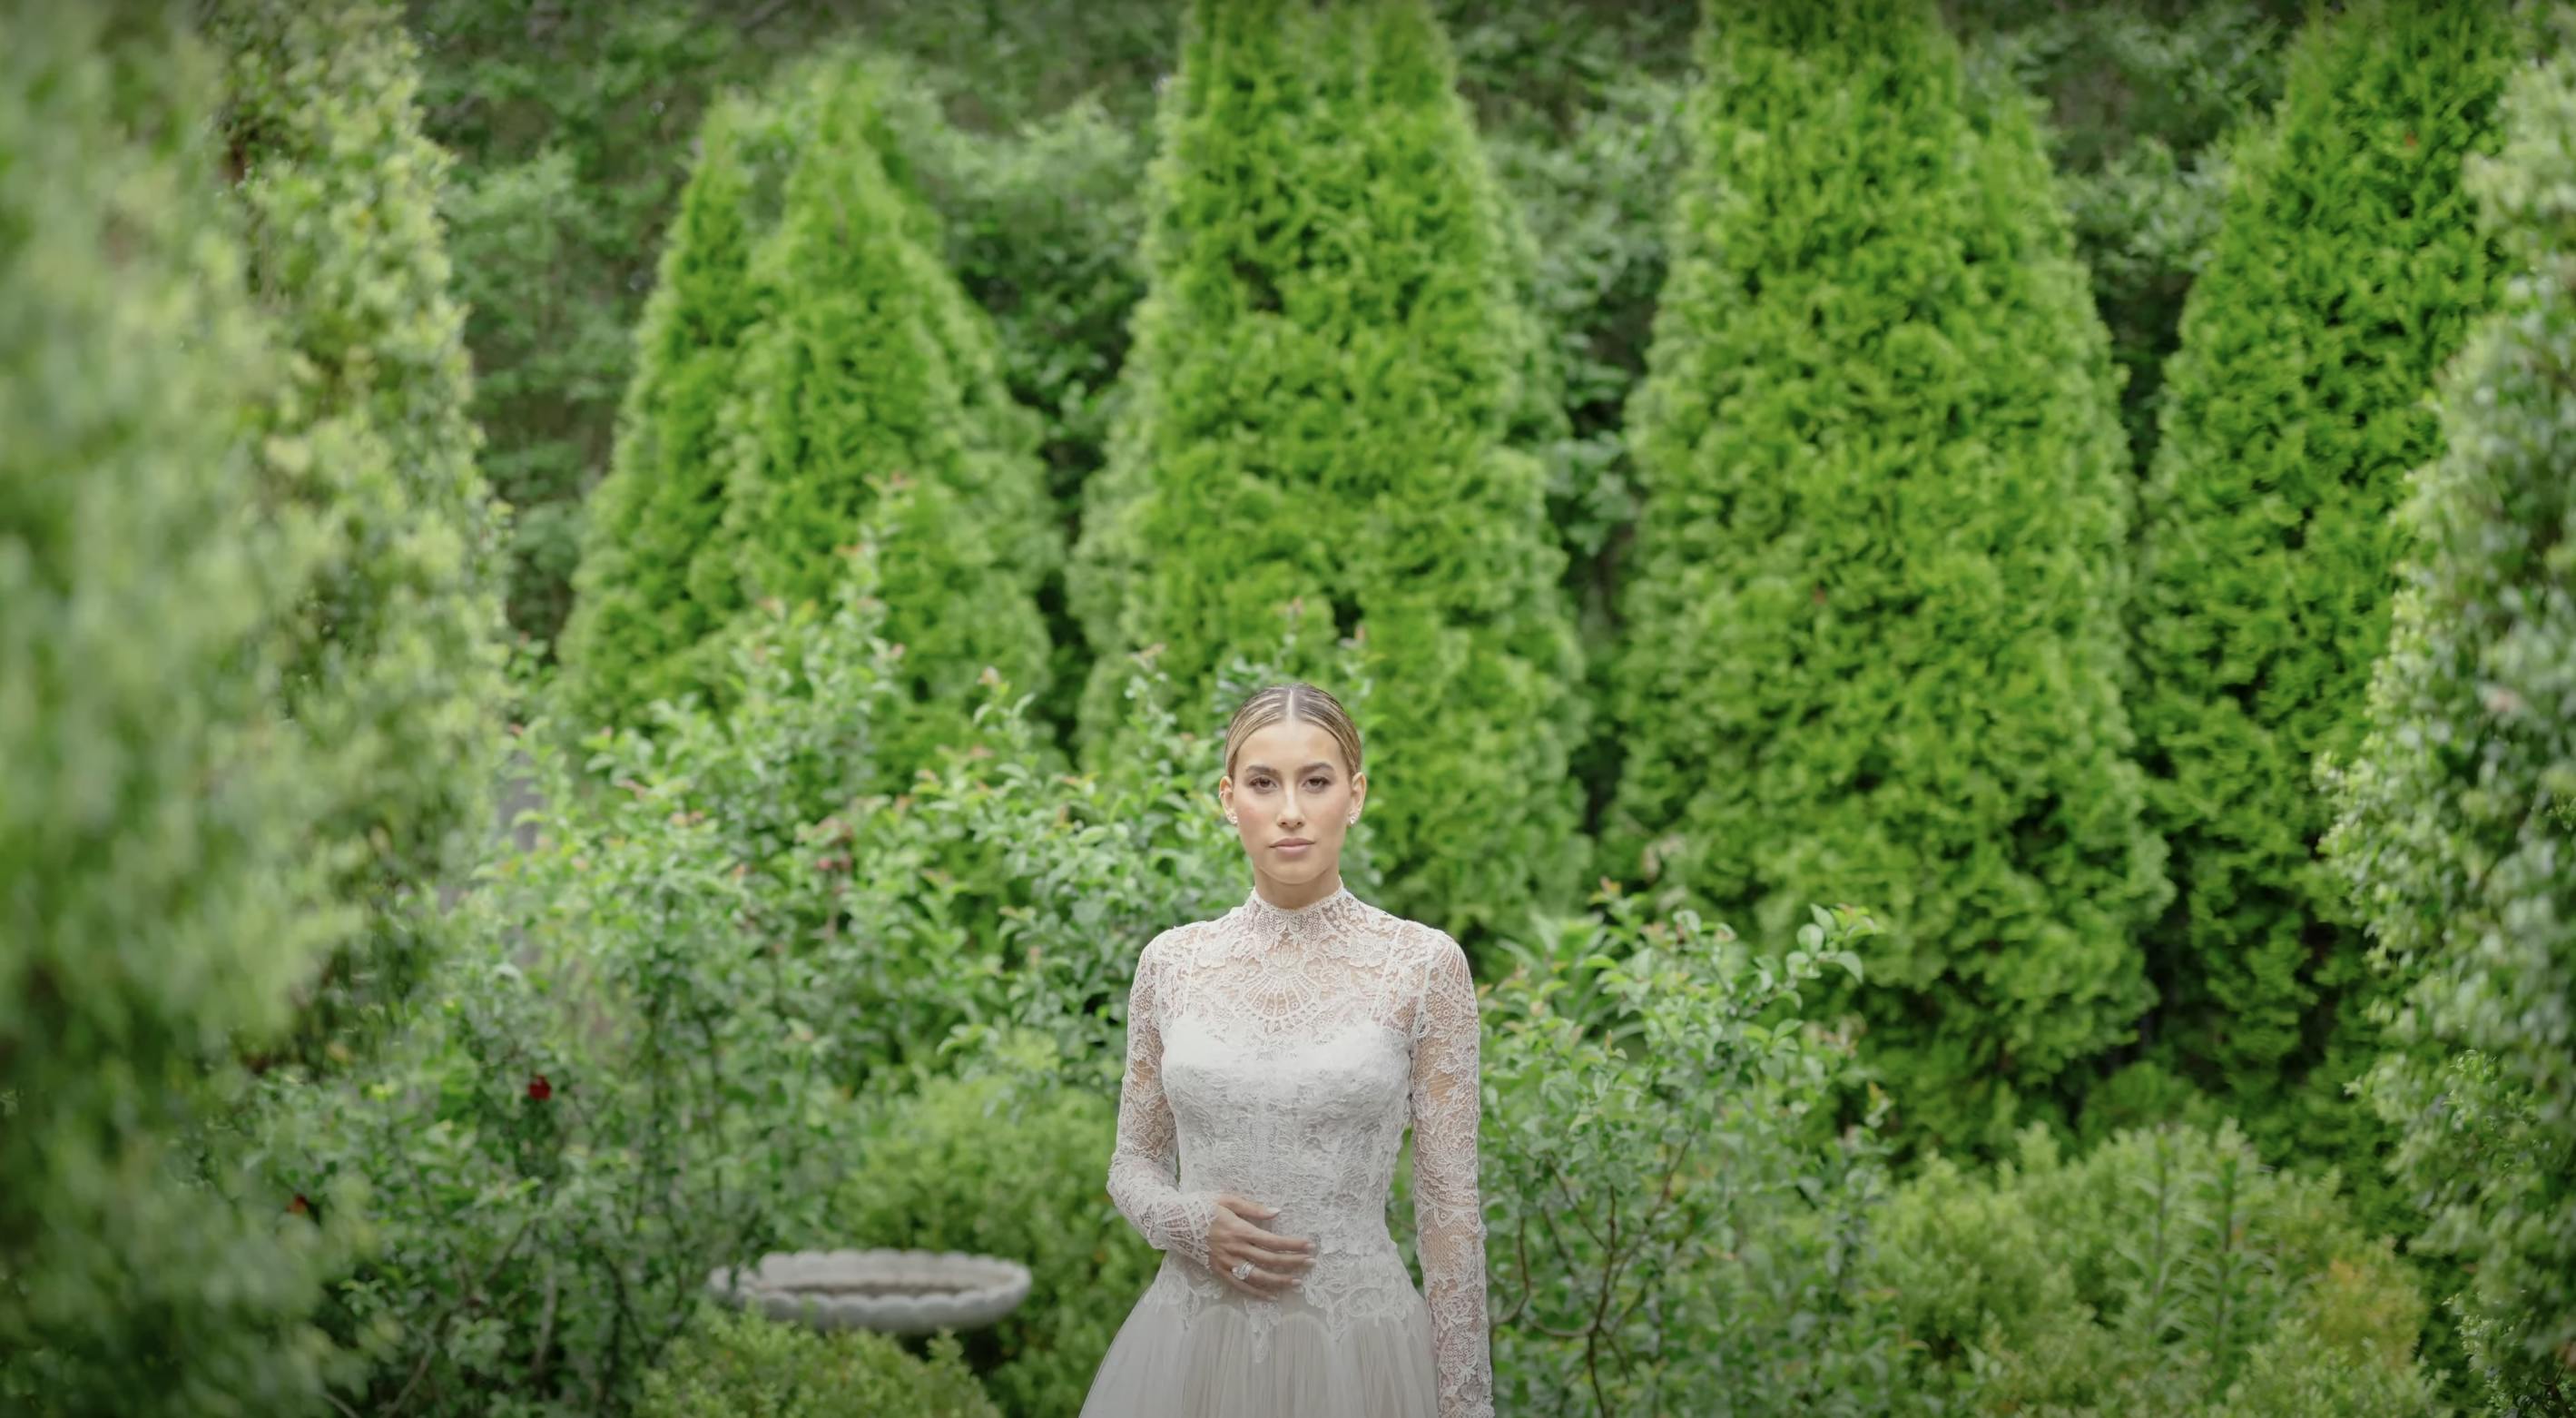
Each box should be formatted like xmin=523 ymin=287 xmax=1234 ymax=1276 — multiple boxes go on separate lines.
xmin=2129 ymin=3 xmax=2512 ymax=1184
xmin=1 ymin=5 xmax=346 ymax=1407
xmin=695 ymin=59 xmax=1056 ymax=782
xmin=212 ymin=0 xmax=511 ymax=1048
xmin=1601 ymin=0 xmax=2166 ymax=1151
xmin=2328 ymin=38 xmax=2576 ymax=1402
xmin=1073 ymin=0 xmax=1585 ymax=938
xmin=2325 ymin=34 xmax=2576 ymax=1400
xmin=559 ymin=94 xmax=767 ymax=727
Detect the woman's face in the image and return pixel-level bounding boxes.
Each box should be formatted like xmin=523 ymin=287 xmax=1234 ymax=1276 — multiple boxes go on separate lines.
xmin=1220 ymin=717 xmax=1364 ymax=892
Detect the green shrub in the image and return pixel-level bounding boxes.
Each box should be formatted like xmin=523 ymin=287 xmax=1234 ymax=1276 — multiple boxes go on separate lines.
xmin=2128 ymin=2 xmax=2513 ymax=1206
xmin=700 ymin=54 xmax=1057 ymax=785
xmin=2323 ymin=21 xmax=2576 ymax=1409
xmin=1072 ymin=0 xmax=1587 ymax=942
xmin=830 ymin=1033 xmax=1158 ymax=1418
xmin=1871 ymin=1122 xmax=2439 ymax=1414
xmin=1600 ymin=0 xmax=2165 ymax=1154
xmin=1479 ymin=896 xmax=1907 ymax=1416
xmin=0 ymin=7 xmax=355 ymax=1410
xmin=211 ymin=0 xmax=511 ymax=1058
xmin=639 ymin=1305 xmax=998 ymax=1418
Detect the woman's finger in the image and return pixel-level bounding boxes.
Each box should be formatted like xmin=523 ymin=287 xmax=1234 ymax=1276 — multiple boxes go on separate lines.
xmin=1244 ymin=1239 xmax=1313 ymax=1270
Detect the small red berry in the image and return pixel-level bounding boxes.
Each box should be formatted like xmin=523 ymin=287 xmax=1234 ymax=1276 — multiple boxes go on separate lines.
xmin=527 ymin=1074 xmax=553 ymax=1102
xmin=288 ymin=1194 xmax=310 ymax=1216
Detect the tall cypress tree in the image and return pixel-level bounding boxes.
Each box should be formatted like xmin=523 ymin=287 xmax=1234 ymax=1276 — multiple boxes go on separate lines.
xmin=2129 ymin=3 xmax=2512 ymax=1180
xmin=711 ymin=56 xmax=1056 ymax=783
xmin=558 ymin=93 xmax=768 ymax=728
xmin=1072 ymin=0 xmax=1585 ymax=938
xmin=0 ymin=5 xmax=346 ymax=1406
xmin=1600 ymin=0 xmax=2165 ymax=1152
xmin=2328 ymin=30 xmax=2576 ymax=1402
xmin=2325 ymin=34 xmax=2576 ymax=1398
xmin=211 ymin=0 xmax=511 ymax=1050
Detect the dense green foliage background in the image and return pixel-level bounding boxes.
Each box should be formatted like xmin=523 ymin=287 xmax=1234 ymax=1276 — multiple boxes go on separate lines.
xmin=5 ymin=0 xmax=2571 ymax=1414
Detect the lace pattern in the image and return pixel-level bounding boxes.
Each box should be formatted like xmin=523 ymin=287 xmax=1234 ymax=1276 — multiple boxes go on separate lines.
xmin=1106 ymin=885 xmax=1495 ymax=1418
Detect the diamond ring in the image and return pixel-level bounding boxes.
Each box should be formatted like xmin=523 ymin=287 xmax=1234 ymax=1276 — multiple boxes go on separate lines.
xmin=1231 ymin=1259 xmax=1254 ymax=1281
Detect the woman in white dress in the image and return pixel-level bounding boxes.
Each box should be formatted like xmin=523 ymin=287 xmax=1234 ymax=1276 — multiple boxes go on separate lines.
xmin=1078 ymin=682 xmax=1494 ymax=1418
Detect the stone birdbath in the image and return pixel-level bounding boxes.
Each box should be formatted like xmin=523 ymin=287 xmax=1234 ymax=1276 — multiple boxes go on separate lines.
xmin=705 ymin=1248 xmax=1032 ymax=1335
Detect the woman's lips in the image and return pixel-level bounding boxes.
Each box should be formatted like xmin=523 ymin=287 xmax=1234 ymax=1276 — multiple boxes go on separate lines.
xmin=1274 ymin=841 xmax=1312 ymax=854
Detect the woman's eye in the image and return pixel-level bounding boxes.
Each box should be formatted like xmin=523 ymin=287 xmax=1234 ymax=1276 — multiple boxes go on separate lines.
xmin=1307 ymin=778 xmax=1329 ymax=792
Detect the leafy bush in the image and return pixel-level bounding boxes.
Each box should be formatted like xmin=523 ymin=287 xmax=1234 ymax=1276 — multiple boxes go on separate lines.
xmin=2324 ymin=19 xmax=2576 ymax=1410
xmin=1600 ymin=0 xmax=2166 ymax=1154
xmin=0 ymin=7 xmax=356 ymax=1410
xmin=638 ymin=1305 xmax=998 ymax=1418
xmin=1072 ymin=0 xmax=1588 ymax=942
xmin=1872 ymin=1122 xmax=2439 ymax=1414
xmin=2128 ymin=1 xmax=2513 ymax=1207
xmin=1476 ymin=895 xmax=1906 ymax=1416
xmin=212 ymin=0 xmax=511 ymax=1058
xmin=829 ymin=1033 xmax=1158 ymax=1417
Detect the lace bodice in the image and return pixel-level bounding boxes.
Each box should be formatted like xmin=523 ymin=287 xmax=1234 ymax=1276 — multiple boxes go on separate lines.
xmin=1106 ymin=883 xmax=1494 ymax=1418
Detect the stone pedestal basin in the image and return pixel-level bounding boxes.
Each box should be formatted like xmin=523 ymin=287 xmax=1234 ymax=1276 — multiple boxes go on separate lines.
xmin=706 ymin=1248 xmax=1032 ymax=1334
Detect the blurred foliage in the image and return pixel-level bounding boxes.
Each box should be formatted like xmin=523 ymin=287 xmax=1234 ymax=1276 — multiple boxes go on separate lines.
xmin=213 ymin=0 xmax=512 ymax=1064
xmin=562 ymin=54 xmax=1058 ymax=785
xmin=828 ymin=1036 xmax=1160 ymax=1417
xmin=2324 ymin=16 xmax=2576 ymax=1410
xmin=0 ymin=5 xmax=355 ymax=1411
xmin=639 ymin=1305 xmax=998 ymax=1418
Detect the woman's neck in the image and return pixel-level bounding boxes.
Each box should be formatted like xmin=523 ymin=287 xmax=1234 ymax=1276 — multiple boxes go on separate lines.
xmin=1250 ymin=869 xmax=1345 ymax=912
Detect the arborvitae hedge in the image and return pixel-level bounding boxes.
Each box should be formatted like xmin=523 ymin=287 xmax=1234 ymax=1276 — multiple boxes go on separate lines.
xmin=1600 ymin=0 xmax=2166 ymax=1152
xmin=213 ymin=0 xmax=510 ymax=1050
xmin=559 ymin=93 xmax=767 ymax=728
xmin=685 ymin=58 xmax=1055 ymax=781
xmin=2324 ymin=34 xmax=2576 ymax=1403
xmin=2128 ymin=3 xmax=2511 ymax=1186
xmin=1071 ymin=0 xmax=1586 ymax=938
xmin=0 ymin=6 xmax=347 ymax=1408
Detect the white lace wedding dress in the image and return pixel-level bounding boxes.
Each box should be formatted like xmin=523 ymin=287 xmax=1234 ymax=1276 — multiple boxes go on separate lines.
xmin=1079 ymin=884 xmax=1494 ymax=1418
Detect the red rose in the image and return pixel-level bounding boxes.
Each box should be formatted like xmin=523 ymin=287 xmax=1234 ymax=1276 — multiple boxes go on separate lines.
xmin=527 ymin=1074 xmax=553 ymax=1102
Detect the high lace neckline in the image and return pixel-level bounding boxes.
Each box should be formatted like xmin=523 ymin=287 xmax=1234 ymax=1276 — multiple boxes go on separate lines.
xmin=1240 ymin=882 xmax=1359 ymax=934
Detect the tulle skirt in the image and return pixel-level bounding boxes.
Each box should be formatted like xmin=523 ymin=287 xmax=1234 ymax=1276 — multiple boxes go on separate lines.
xmin=1078 ymin=1277 xmax=1441 ymax=1418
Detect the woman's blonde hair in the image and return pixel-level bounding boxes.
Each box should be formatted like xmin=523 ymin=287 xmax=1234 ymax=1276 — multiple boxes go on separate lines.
xmin=1221 ymin=682 xmax=1364 ymax=781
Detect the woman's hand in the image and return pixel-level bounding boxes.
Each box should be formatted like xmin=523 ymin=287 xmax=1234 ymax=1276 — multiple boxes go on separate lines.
xmin=1205 ymin=1192 xmax=1315 ymax=1297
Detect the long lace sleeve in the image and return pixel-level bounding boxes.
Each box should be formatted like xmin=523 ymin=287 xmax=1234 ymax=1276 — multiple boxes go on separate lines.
xmin=1410 ymin=929 xmax=1494 ymax=1418
xmin=1106 ymin=931 xmax=1222 ymax=1270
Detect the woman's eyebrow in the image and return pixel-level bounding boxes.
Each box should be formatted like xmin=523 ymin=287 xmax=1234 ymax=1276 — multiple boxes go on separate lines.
xmin=1243 ymin=761 xmax=1334 ymax=773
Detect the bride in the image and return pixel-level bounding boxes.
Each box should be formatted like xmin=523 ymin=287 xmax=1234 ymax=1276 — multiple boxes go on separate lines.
xmin=1078 ymin=681 xmax=1493 ymax=1417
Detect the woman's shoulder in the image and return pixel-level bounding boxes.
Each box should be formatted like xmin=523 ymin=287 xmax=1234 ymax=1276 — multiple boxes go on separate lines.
xmin=1363 ymin=904 xmax=1465 ymax=971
